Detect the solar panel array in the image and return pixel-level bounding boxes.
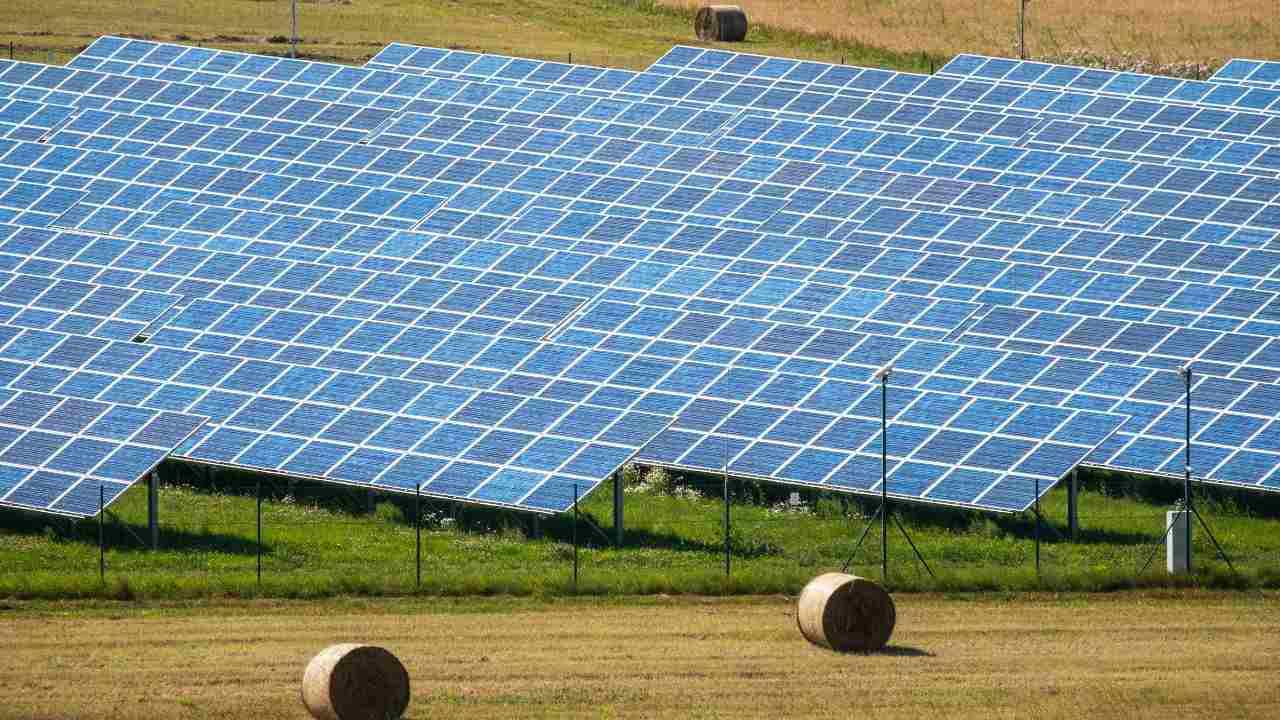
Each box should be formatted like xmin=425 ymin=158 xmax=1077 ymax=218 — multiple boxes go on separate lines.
xmin=0 ymin=37 xmax=1277 ymax=519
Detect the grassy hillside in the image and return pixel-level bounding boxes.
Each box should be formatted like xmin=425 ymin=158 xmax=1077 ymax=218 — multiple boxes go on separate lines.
xmin=0 ymin=0 xmax=940 ymax=71
xmin=2 ymin=464 xmax=1277 ymax=600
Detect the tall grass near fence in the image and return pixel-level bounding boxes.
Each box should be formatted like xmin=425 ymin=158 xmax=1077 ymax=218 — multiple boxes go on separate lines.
xmin=2 ymin=463 xmax=1278 ymax=600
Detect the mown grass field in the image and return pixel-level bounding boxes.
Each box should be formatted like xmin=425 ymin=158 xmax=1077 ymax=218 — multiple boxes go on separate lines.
xmin=660 ymin=0 xmax=1279 ymax=67
xmin=1 ymin=592 xmax=1277 ymax=719
xmin=2 ymin=466 xmax=1278 ymax=600
xmin=0 ymin=0 xmax=939 ymax=71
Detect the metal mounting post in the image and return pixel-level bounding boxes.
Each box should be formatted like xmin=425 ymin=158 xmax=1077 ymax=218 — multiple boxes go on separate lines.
xmin=723 ymin=444 xmax=731 ymax=578
xmin=98 ymin=485 xmax=105 ymax=584
xmin=613 ymin=469 xmax=624 ymax=546
xmin=572 ymin=483 xmax=580 ymax=594
xmin=147 ymin=470 xmax=159 ymax=551
xmin=415 ymin=483 xmax=421 ymax=590
xmin=1182 ymin=366 xmax=1192 ymax=575
xmin=256 ymin=478 xmax=262 ymax=586
xmin=878 ymin=365 xmax=890 ymax=584
xmin=1067 ymin=468 xmax=1079 ymax=541
xmin=1034 ymin=476 xmax=1041 ymax=581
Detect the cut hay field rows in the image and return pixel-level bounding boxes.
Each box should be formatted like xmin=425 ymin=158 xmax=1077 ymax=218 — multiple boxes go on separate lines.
xmin=1 ymin=593 xmax=1277 ymax=719
xmin=659 ymin=0 xmax=1280 ymax=66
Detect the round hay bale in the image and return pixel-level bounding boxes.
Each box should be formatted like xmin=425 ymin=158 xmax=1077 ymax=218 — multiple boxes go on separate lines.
xmin=301 ymin=644 xmax=410 ymax=720
xmin=796 ymin=573 xmax=895 ymax=652
xmin=695 ymin=5 xmax=749 ymax=42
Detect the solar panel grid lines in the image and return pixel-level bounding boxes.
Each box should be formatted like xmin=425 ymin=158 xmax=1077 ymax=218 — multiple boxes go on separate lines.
xmin=551 ymin=296 xmax=1280 ymax=494
xmin=0 ymin=268 xmax=182 ymax=341
xmin=10 ymin=210 xmax=1280 ymax=425
xmin=0 ymin=96 xmax=1175 ymax=242
xmin=61 ymin=197 xmax=1280 ymax=364
xmin=1211 ymin=60 xmax=1280 ymax=91
xmin=10 ymin=73 xmax=1280 ymax=254
xmin=4 ymin=36 xmax=1280 ymax=518
xmin=0 ymin=221 xmax=1152 ymax=507
xmin=707 ymin=114 xmax=1280 ymax=237
xmin=40 ymin=39 xmax=1280 ymax=169
xmin=0 ymin=320 xmax=674 ymax=513
xmin=19 ymin=180 xmax=1280 ymax=392
xmin=936 ymin=53 xmax=1280 ymax=116
xmin=7 ymin=55 xmax=1280 ymax=243
xmin=0 ymin=385 xmax=205 ymax=517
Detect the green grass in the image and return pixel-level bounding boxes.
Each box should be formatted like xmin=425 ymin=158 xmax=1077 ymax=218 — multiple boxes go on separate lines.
xmin=2 ymin=465 xmax=1278 ymax=601
xmin=0 ymin=1 xmax=1276 ymax=601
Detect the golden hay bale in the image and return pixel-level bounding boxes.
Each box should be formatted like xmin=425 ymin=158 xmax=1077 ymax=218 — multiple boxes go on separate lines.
xmin=796 ymin=573 xmax=896 ymax=652
xmin=695 ymin=5 xmax=749 ymax=42
xmin=301 ymin=644 xmax=410 ymax=720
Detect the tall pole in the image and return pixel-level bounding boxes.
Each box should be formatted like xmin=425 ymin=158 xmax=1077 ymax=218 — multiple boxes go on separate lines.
xmin=612 ymin=470 xmax=623 ymax=546
xmin=723 ymin=438 xmax=731 ymax=578
xmin=98 ymin=485 xmax=105 ymax=584
xmin=290 ymin=0 xmax=298 ymax=59
xmin=1182 ymin=366 xmax=1192 ymax=575
xmin=572 ymin=483 xmax=580 ymax=594
xmin=1034 ymin=476 xmax=1041 ymax=581
xmin=878 ymin=366 xmax=890 ymax=584
xmin=1018 ymin=0 xmax=1027 ymax=60
xmin=415 ymin=483 xmax=422 ymax=590
xmin=256 ymin=477 xmax=262 ymax=586
xmin=147 ymin=470 xmax=159 ymax=550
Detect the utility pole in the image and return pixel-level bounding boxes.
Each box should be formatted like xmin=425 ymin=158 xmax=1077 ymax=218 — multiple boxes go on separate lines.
xmin=1018 ymin=0 xmax=1028 ymax=60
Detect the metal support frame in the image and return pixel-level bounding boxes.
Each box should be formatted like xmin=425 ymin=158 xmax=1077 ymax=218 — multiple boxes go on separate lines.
xmin=1138 ymin=367 xmax=1237 ymax=577
xmin=1067 ymin=468 xmax=1079 ymax=540
xmin=415 ymin=483 xmax=422 ymax=590
xmin=1034 ymin=476 xmax=1041 ymax=581
xmin=723 ymin=452 xmax=731 ymax=579
xmin=98 ymin=485 xmax=105 ymax=584
xmin=572 ymin=483 xmax=580 ymax=594
xmin=1182 ymin=366 xmax=1193 ymax=574
xmin=613 ymin=469 xmax=624 ymax=546
xmin=256 ymin=478 xmax=262 ymax=586
xmin=147 ymin=470 xmax=159 ymax=551
xmin=842 ymin=366 xmax=934 ymax=583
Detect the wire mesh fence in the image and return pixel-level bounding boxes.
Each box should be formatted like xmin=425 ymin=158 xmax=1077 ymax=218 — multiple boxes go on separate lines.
xmin=2 ymin=462 xmax=1277 ymax=598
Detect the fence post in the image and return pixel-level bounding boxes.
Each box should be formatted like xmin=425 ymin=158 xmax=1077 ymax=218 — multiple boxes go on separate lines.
xmin=415 ymin=483 xmax=421 ymax=590
xmin=98 ymin=485 xmax=105 ymax=585
xmin=572 ymin=483 xmax=579 ymax=594
xmin=256 ymin=478 xmax=262 ymax=587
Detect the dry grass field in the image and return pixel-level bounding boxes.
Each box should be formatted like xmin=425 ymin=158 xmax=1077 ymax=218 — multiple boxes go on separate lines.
xmin=660 ymin=0 xmax=1279 ymax=65
xmin=0 ymin=0 xmax=923 ymax=70
xmin=1 ymin=592 xmax=1277 ymax=719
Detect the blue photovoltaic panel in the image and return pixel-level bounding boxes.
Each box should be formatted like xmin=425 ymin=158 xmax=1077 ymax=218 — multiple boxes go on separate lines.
xmin=1 ymin=35 xmax=1279 ymax=517
xmin=0 ymin=384 xmax=204 ymax=517
xmin=1211 ymin=60 xmax=1280 ymax=90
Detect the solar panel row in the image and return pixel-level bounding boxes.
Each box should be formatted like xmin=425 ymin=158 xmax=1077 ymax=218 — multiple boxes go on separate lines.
xmin=0 ymin=36 xmax=1278 ymax=519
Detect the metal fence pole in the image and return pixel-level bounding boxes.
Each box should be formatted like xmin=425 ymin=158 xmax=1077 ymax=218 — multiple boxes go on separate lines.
xmin=290 ymin=0 xmax=298 ymax=59
xmin=415 ymin=483 xmax=422 ymax=589
xmin=1183 ymin=366 xmax=1193 ymax=574
xmin=256 ymin=478 xmax=262 ymax=586
xmin=572 ymin=483 xmax=580 ymax=594
xmin=879 ymin=367 xmax=890 ymax=584
xmin=723 ymin=459 xmax=731 ymax=578
xmin=98 ymin=485 xmax=105 ymax=584
xmin=1034 ymin=476 xmax=1041 ymax=581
